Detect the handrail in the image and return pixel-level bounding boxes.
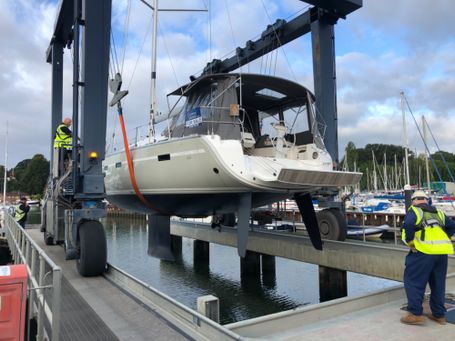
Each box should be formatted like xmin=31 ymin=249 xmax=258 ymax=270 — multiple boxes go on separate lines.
xmin=104 ymin=264 xmax=242 ymax=341
xmin=3 ymin=210 xmax=61 ymax=341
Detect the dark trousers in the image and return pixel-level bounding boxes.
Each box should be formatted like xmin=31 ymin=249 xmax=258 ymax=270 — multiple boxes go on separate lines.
xmin=18 ymin=219 xmax=26 ymax=228
xmin=404 ymin=251 xmax=448 ymax=317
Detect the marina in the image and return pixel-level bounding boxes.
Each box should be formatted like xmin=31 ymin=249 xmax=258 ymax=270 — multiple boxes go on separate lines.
xmin=1 ymin=0 xmax=455 ymax=340
xmin=1 ymin=211 xmax=455 ymax=340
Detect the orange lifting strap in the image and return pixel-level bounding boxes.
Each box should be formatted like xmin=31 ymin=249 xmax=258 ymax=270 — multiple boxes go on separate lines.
xmin=117 ymin=108 xmax=167 ymax=215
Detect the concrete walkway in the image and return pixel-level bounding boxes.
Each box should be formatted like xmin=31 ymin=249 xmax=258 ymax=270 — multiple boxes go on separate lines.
xmin=227 ymin=276 xmax=455 ymax=340
xmin=26 ymin=226 xmax=190 ymax=341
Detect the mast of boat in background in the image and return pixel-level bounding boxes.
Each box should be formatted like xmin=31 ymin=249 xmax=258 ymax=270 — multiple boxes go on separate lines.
xmin=366 ymin=167 xmax=370 ymax=192
xmin=372 ymin=150 xmax=378 ymax=192
xmin=394 ymin=154 xmax=398 ymax=190
xmin=149 ymin=0 xmax=159 ymax=143
xmin=383 ymin=152 xmax=388 ymax=192
xmin=400 ymin=91 xmax=411 ymax=186
xmin=422 ymin=115 xmax=432 ymax=191
xmin=2 ymin=121 xmax=7 ymax=206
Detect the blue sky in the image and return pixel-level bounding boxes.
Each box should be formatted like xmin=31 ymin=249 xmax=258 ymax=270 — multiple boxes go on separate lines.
xmin=0 ymin=0 xmax=454 ymax=167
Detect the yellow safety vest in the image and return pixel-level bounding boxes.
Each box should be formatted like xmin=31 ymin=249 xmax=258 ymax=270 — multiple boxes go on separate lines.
xmin=402 ymin=206 xmax=454 ymax=255
xmin=53 ymin=124 xmax=72 ymax=149
xmin=15 ymin=205 xmax=25 ymax=222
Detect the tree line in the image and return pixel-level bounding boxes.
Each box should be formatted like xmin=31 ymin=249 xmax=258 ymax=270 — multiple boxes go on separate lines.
xmin=341 ymin=142 xmax=455 ymax=191
xmin=0 ymin=154 xmax=49 ymax=197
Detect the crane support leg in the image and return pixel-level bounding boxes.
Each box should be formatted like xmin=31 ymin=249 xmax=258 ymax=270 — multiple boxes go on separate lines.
xmin=237 ymin=192 xmax=252 ymax=258
xmin=148 ymin=215 xmax=175 ymax=261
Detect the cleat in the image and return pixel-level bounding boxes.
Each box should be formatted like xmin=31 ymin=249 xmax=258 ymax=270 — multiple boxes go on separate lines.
xmin=400 ymin=313 xmax=425 ymax=325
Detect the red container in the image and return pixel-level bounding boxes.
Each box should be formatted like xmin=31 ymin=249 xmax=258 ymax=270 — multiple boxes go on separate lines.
xmin=0 ymin=264 xmax=28 ymax=341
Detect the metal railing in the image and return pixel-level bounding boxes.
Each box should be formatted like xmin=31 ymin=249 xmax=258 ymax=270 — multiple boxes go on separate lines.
xmin=3 ymin=211 xmax=62 ymax=341
xmin=345 ymin=210 xmax=404 ymax=245
xmin=104 ymin=264 xmax=242 ymax=341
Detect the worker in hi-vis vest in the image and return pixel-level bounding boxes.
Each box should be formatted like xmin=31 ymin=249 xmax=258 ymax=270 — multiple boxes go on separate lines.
xmin=400 ymin=190 xmax=455 ymax=325
xmin=14 ymin=197 xmax=30 ymax=228
xmin=53 ymin=117 xmax=73 ymax=166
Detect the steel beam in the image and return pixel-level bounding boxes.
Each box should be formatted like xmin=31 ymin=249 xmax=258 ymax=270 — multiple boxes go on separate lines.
xmin=300 ymin=0 xmax=362 ymax=18
xmin=311 ymin=16 xmax=338 ymax=163
xmin=46 ymin=0 xmax=74 ymax=63
xmin=201 ymin=10 xmax=313 ymax=76
xmin=79 ymin=0 xmax=112 ymax=197
xmin=50 ymin=42 xmax=64 ymax=171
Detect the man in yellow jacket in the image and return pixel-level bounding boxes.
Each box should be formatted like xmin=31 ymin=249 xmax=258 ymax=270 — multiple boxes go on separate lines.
xmin=14 ymin=197 xmax=30 ymax=228
xmin=53 ymin=117 xmax=73 ymax=171
xmin=53 ymin=117 xmax=73 ymax=150
xmin=401 ymin=191 xmax=455 ymax=325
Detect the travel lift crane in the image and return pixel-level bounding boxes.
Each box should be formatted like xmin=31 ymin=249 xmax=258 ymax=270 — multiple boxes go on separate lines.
xmin=44 ymin=0 xmax=111 ymax=276
xmin=43 ymin=0 xmax=362 ymax=277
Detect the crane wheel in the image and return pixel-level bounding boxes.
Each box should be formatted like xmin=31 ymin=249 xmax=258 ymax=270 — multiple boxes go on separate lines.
xmin=76 ymin=220 xmax=107 ymax=277
xmin=316 ymin=209 xmax=346 ymax=241
xmin=44 ymin=232 xmax=54 ymax=245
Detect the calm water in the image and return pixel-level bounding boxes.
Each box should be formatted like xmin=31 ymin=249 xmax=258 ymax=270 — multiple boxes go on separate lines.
xmin=102 ymin=216 xmax=399 ymax=325
xmin=25 ymin=210 xmax=399 ymax=324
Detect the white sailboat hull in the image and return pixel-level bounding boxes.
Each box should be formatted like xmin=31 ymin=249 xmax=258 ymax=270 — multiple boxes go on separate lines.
xmin=104 ymin=135 xmax=361 ymax=216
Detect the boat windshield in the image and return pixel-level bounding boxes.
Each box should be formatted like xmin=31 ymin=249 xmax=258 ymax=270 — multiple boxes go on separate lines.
xmin=170 ymin=77 xmax=241 ymax=140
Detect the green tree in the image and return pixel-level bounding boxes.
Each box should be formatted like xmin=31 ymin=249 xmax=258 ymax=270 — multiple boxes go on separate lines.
xmin=12 ymin=159 xmax=31 ymax=187
xmin=19 ymin=154 xmax=49 ymax=196
xmin=342 ymin=141 xmax=358 ymax=171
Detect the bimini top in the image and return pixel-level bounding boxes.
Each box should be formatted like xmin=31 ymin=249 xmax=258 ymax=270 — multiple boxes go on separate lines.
xmin=167 ymin=73 xmax=317 ymax=141
xmin=168 ymin=73 xmax=315 ymax=114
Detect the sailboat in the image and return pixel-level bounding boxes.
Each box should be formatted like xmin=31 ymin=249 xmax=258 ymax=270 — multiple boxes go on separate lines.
xmin=103 ymin=3 xmax=362 ymax=257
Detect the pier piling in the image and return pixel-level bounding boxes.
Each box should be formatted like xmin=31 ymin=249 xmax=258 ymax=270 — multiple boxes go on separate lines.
xmin=193 ymin=240 xmax=210 ymax=262
xmin=319 ymin=266 xmax=347 ymax=302
xmin=261 ymin=254 xmax=276 ymax=288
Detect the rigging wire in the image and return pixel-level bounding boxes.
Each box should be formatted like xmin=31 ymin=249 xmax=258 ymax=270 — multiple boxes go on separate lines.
xmin=188 ymin=3 xmax=310 ymax=78
xmin=223 ymin=0 xmax=243 ymax=74
xmin=259 ymin=0 xmax=305 ymax=82
xmin=120 ymin=0 xmax=132 ymax=75
xmin=403 ymin=95 xmax=444 ymax=185
xmin=110 ymin=30 xmax=121 ymax=75
xmin=158 ymin=23 xmax=180 ymax=89
xmin=201 ymin=0 xmax=212 ymax=74
xmin=127 ymin=19 xmax=153 ymax=90
xmin=424 ymin=119 xmax=455 ymax=182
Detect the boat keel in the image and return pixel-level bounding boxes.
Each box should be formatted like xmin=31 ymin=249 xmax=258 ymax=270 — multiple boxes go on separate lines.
xmin=294 ymin=193 xmax=323 ymax=250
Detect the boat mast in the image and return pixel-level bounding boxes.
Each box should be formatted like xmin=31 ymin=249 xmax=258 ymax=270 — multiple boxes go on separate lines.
xmin=2 ymin=121 xmax=7 ymax=206
xmin=422 ymin=115 xmax=431 ymax=191
xmin=401 ymin=91 xmax=410 ymax=186
xmin=149 ymin=0 xmax=159 ymax=142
